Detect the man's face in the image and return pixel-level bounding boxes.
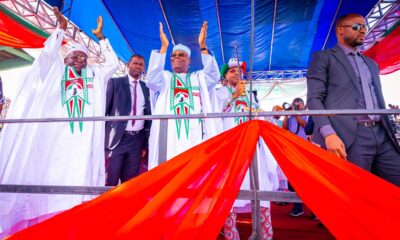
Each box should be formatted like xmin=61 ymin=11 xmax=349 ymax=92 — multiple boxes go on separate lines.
xmin=337 ymin=16 xmax=367 ymax=48
xmin=225 ymin=66 xmax=242 ymax=86
xmin=64 ymin=50 xmax=88 ymax=73
xmin=293 ymin=100 xmax=305 ymax=110
xmin=128 ymin=56 xmax=145 ymax=79
xmin=171 ymin=50 xmax=190 ymax=74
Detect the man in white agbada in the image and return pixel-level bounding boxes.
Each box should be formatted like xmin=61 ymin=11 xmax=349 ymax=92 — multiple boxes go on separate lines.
xmin=215 ymin=58 xmax=279 ymax=240
xmin=0 ymin=8 xmax=119 ymax=236
xmin=146 ymin=22 xmax=220 ymax=169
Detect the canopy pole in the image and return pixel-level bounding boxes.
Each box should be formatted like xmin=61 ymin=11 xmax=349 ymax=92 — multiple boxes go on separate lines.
xmin=248 ymin=0 xmax=262 ymax=239
xmin=268 ymin=0 xmax=278 ymax=70
xmin=159 ymin=0 xmax=176 ymax=45
xmin=215 ymin=0 xmax=225 ymax=64
xmin=322 ymin=0 xmax=342 ymax=50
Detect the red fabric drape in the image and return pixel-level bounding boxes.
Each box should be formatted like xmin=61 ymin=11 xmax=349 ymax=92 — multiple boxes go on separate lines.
xmin=7 ymin=122 xmax=259 ymax=240
xmin=6 ymin=120 xmax=400 ymax=240
xmin=0 ymin=6 xmax=48 ymax=48
xmin=364 ymin=24 xmax=400 ymax=75
xmin=259 ymin=121 xmax=400 ymax=240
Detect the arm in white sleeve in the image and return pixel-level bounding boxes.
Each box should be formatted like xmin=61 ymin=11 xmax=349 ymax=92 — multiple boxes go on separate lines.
xmin=215 ymin=87 xmax=231 ymax=112
xmin=98 ymin=38 xmax=119 ymax=85
xmin=146 ymin=50 xmax=166 ymax=93
xmin=37 ymin=28 xmax=65 ymax=80
xmin=201 ymin=53 xmax=220 ymax=91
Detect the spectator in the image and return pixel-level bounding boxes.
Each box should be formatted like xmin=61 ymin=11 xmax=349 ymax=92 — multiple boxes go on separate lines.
xmin=282 ymin=97 xmax=307 ymax=217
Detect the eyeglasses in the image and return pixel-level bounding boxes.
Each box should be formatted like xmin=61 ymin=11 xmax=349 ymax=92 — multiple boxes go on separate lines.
xmin=340 ymin=23 xmax=368 ymax=31
xmin=171 ymin=53 xmax=187 ymax=58
xmin=69 ymin=55 xmax=88 ymax=61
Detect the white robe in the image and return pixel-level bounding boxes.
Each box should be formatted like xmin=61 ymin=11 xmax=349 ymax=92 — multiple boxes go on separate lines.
xmin=0 ymin=28 xmax=119 ymax=234
xmin=146 ymin=50 xmax=220 ymax=170
xmin=215 ymin=86 xmax=279 ymax=209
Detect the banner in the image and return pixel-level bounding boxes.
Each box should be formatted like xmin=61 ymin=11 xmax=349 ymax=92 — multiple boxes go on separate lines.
xmin=364 ymin=23 xmax=400 ymax=75
xmin=0 ymin=4 xmax=48 ymax=48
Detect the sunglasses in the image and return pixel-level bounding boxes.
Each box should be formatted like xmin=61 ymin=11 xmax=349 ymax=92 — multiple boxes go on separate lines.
xmin=171 ymin=53 xmax=187 ymax=58
xmin=69 ymin=55 xmax=88 ymax=61
xmin=340 ymin=23 xmax=368 ymax=31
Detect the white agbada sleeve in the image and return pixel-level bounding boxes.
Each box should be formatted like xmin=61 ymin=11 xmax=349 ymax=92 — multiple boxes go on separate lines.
xmin=36 ymin=28 xmax=65 ymax=82
xmin=196 ymin=53 xmax=220 ymax=138
xmin=146 ymin=50 xmax=167 ymax=93
xmin=215 ymin=87 xmax=231 ymax=112
xmin=199 ymin=53 xmax=220 ymax=91
xmin=95 ymin=38 xmax=119 ymax=86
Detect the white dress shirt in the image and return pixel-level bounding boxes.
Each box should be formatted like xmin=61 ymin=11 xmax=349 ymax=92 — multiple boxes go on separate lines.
xmin=125 ymin=74 xmax=145 ymax=131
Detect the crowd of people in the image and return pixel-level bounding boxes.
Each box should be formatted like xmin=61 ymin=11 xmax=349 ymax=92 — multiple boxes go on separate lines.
xmin=0 ymin=9 xmax=399 ymax=240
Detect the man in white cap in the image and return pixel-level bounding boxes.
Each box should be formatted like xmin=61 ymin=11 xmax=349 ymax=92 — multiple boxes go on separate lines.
xmin=146 ymin=21 xmax=220 ymax=169
xmin=0 ymin=7 xmax=118 ymax=236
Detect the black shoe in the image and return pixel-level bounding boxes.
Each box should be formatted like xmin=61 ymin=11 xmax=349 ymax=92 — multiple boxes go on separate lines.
xmin=289 ymin=208 xmax=304 ymax=217
xmin=311 ymin=212 xmax=319 ymax=220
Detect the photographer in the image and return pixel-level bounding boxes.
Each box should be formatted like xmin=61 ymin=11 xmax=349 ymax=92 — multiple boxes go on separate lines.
xmin=282 ymin=97 xmax=307 ymax=134
xmin=282 ymin=97 xmax=308 ymax=217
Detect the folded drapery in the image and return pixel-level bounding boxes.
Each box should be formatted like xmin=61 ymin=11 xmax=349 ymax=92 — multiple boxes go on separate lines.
xmin=6 ymin=120 xmax=400 ymax=240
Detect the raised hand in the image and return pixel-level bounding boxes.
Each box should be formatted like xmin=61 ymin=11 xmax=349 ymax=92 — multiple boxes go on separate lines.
xmin=159 ymin=22 xmax=169 ymax=54
xmin=233 ymin=81 xmax=246 ymax=98
xmin=54 ymin=7 xmax=67 ymax=30
xmin=198 ymin=21 xmax=207 ymax=48
xmin=238 ymin=80 xmax=246 ymax=96
xmin=92 ymin=16 xmax=104 ymax=40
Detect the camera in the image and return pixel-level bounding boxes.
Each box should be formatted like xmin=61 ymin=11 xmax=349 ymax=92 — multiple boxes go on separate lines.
xmin=282 ymin=102 xmax=299 ymax=111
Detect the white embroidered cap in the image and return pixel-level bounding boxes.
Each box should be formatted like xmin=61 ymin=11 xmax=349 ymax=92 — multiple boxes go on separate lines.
xmin=173 ymin=43 xmax=191 ymax=57
xmin=228 ymin=58 xmax=244 ymax=68
xmin=67 ymin=42 xmax=89 ymax=56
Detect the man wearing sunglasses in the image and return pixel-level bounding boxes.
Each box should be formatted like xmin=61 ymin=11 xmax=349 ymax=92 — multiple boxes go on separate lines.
xmin=146 ymin=21 xmax=220 ymax=170
xmin=307 ymin=13 xmax=400 ymax=186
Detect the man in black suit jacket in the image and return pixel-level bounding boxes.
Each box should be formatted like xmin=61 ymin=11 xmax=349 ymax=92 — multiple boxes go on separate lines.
xmin=0 ymin=77 xmax=4 ymax=117
xmin=105 ymin=54 xmax=151 ymax=186
xmin=307 ymin=13 xmax=400 ymax=186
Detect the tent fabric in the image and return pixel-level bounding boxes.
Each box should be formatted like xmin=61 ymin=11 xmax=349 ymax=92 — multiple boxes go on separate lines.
xmin=0 ymin=4 xmax=49 ymax=48
xmin=253 ymin=78 xmax=307 ymax=110
xmin=6 ymin=120 xmax=400 ymax=240
xmin=41 ymin=0 xmax=380 ymax=71
xmin=363 ymin=23 xmax=400 ymax=75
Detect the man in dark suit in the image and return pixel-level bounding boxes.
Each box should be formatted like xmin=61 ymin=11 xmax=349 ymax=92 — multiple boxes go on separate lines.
xmin=105 ymin=54 xmax=151 ymax=186
xmin=0 ymin=77 xmax=4 ymax=117
xmin=307 ymin=13 xmax=400 ymax=186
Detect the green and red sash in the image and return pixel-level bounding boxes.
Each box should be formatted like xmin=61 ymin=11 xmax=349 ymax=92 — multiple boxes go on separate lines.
xmin=227 ymin=86 xmax=250 ymax=125
xmin=170 ymin=73 xmax=194 ymax=139
xmin=61 ymin=66 xmax=91 ymax=133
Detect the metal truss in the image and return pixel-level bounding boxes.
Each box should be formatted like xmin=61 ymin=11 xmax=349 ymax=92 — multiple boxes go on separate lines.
xmin=0 ymin=0 xmax=126 ymax=76
xmin=363 ymin=0 xmax=400 ymax=50
xmin=247 ymin=70 xmax=307 ymax=81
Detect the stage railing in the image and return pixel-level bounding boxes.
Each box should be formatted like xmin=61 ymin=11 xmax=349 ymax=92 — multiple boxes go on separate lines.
xmin=1 ymin=109 xmax=399 ymax=238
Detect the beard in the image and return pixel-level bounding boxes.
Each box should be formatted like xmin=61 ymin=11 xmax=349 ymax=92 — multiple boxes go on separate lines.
xmin=345 ymin=35 xmax=364 ymax=48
